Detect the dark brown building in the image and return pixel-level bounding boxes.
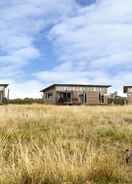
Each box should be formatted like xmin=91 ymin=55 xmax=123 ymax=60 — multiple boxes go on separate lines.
xmin=123 ymin=86 xmax=132 ymax=104
xmin=41 ymin=84 xmax=111 ymax=105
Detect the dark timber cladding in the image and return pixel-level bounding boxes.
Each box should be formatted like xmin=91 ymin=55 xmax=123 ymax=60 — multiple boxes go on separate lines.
xmin=123 ymin=86 xmax=132 ymax=104
xmin=41 ymin=84 xmax=111 ymax=105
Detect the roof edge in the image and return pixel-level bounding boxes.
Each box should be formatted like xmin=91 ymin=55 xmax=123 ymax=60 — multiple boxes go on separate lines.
xmin=40 ymin=83 xmax=111 ymax=92
xmin=0 ymin=84 xmax=9 ymax=87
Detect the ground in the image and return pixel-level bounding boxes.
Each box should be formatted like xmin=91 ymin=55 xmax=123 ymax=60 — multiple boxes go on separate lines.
xmin=0 ymin=104 xmax=132 ymax=184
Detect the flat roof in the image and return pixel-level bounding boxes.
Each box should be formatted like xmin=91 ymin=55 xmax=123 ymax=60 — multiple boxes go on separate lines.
xmin=0 ymin=84 xmax=8 ymax=87
xmin=41 ymin=84 xmax=111 ymax=92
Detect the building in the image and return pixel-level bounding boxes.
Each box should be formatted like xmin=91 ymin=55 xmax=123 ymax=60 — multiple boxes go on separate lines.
xmin=41 ymin=84 xmax=111 ymax=105
xmin=123 ymin=86 xmax=132 ymax=104
xmin=0 ymin=84 xmax=9 ymax=103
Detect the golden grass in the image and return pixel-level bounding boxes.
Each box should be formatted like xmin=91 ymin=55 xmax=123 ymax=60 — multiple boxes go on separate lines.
xmin=0 ymin=104 xmax=131 ymax=183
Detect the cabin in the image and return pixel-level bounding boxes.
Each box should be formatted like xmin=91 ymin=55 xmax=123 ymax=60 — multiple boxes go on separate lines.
xmin=123 ymin=86 xmax=132 ymax=104
xmin=41 ymin=84 xmax=111 ymax=105
xmin=0 ymin=84 xmax=9 ymax=104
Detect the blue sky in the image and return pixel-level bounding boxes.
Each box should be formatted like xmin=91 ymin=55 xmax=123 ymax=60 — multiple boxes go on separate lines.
xmin=0 ymin=0 xmax=132 ymax=98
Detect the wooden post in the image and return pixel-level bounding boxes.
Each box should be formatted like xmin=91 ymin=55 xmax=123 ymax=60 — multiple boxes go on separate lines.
xmin=71 ymin=91 xmax=73 ymax=104
xmin=7 ymin=89 xmax=10 ymax=100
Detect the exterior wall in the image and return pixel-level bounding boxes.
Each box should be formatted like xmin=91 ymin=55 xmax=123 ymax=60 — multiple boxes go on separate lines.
xmin=86 ymin=91 xmax=100 ymax=105
xmin=104 ymin=95 xmax=108 ymax=104
xmin=0 ymin=91 xmax=4 ymax=103
xmin=85 ymin=92 xmax=108 ymax=105
xmin=0 ymin=86 xmax=5 ymax=91
xmin=127 ymin=88 xmax=132 ymax=93
xmin=42 ymin=85 xmax=109 ymax=105
xmin=127 ymin=94 xmax=132 ymax=104
xmin=43 ymin=88 xmax=56 ymax=104
xmin=0 ymin=88 xmax=6 ymax=103
xmin=124 ymin=87 xmax=132 ymax=104
xmin=72 ymin=91 xmax=82 ymax=105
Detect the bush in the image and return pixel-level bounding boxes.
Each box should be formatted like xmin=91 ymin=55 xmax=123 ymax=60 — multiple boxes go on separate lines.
xmin=108 ymin=97 xmax=127 ymax=105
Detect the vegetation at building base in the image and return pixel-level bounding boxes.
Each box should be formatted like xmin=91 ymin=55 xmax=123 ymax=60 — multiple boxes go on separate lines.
xmin=108 ymin=96 xmax=127 ymax=105
xmin=0 ymin=105 xmax=131 ymax=183
xmin=8 ymin=96 xmax=127 ymax=105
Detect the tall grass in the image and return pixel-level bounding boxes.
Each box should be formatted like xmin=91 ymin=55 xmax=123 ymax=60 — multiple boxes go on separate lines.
xmin=0 ymin=105 xmax=131 ymax=183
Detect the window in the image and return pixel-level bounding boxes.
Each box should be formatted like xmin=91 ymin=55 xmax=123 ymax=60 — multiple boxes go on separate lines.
xmin=45 ymin=93 xmax=48 ymax=99
xmin=45 ymin=92 xmax=53 ymax=99
xmin=48 ymin=93 xmax=53 ymax=98
xmin=63 ymin=92 xmax=71 ymax=102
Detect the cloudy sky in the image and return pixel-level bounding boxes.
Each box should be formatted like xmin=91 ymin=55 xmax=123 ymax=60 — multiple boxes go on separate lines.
xmin=0 ymin=0 xmax=131 ymax=98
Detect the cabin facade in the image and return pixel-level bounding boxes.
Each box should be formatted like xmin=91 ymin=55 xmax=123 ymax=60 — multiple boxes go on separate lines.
xmin=123 ymin=86 xmax=132 ymax=104
xmin=41 ymin=84 xmax=111 ymax=105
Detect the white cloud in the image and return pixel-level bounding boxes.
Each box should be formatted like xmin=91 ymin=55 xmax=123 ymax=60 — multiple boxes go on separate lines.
xmin=36 ymin=0 xmax=132 ymax=96
xmin=0 ymin=0 xmax=77 ymax=98
xmin=1 ymin=0 xmax=132 ymax=98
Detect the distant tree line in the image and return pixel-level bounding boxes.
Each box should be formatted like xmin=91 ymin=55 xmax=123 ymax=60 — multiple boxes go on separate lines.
xmin=8 ymin=98 xmax=45 ymax=104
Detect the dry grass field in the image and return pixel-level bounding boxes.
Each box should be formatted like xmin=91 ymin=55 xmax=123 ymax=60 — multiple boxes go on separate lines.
xmin=0 ymin=105 xmax=132 ymax=184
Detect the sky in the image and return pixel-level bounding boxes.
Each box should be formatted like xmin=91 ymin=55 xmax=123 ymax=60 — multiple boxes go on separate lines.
xmin=0 ymin=0 xmax=132 ymax=98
